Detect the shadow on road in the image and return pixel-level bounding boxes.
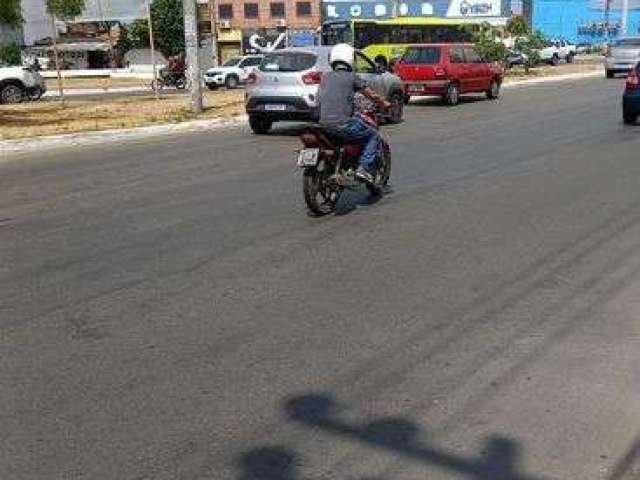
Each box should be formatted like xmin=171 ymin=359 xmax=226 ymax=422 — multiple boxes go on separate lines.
xmin=409 ymin=95 xmax=489 ymax=107
xmin=236 ymin=393 xmax=546 ymax=480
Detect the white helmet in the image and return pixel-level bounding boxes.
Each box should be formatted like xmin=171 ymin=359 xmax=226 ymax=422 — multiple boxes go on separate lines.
xmin=330 ymin=43 xmax=355 ymax=70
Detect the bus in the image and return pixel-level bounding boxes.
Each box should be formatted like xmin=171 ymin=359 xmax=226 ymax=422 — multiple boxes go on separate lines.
xmin=321 ymin=17 xmax=484 ymax=68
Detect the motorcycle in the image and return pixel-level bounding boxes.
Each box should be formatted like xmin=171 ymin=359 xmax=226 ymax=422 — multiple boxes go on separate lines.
xmin=297 ymin=102 xmax=392 ymax=216
xmin=151 ymin=70 xmax=188 ymax=91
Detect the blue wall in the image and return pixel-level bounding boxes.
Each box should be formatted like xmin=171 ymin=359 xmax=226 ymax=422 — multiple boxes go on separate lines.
xmin=533 ymin=0 xmax=640 ymax=44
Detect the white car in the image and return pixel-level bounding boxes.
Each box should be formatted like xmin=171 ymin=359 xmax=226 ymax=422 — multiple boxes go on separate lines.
xmin=204 ymin=55 xmax=263 ymax=90
xmin=0 ymin=65 xmax=46 ymax=103
xmin=538 ymin=39 xmax=577 ymax=66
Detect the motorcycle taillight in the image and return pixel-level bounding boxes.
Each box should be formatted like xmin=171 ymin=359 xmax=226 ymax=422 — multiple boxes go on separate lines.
xmin=300 ymin=132 xmax=321 ymax=147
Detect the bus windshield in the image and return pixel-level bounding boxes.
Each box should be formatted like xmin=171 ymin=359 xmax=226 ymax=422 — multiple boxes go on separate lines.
xmin=322 ymin=22 xmax=353 ymax=46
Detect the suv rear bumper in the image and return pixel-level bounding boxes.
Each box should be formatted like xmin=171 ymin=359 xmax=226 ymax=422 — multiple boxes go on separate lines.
xmin=246 ymin=95 xmax=319 ymax=121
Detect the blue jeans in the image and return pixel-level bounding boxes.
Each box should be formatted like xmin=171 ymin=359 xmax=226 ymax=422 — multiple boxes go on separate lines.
xmin=334 ymin=117 xmax=381 ymax=173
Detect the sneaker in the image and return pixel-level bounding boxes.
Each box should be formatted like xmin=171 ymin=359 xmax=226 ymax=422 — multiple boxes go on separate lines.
xmin=355 ymin=166 xmax=375 ymax=185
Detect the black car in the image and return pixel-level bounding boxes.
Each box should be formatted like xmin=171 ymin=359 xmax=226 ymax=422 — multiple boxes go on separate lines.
xmin=623 ymin=62 xmax=640 ymax=124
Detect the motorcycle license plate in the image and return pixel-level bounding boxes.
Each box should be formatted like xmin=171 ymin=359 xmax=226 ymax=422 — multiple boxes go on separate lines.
xmin=297 ymin=148 xmax=320 ymax=167
xmin=264 ymin=104 xmax=287 ymax=111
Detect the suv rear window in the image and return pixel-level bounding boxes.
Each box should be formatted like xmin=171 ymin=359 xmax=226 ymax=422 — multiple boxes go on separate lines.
xmin=260 ymin=52 xmax=317 ymax=72
xmin=402 ymin=47 xmax=441 ymax=65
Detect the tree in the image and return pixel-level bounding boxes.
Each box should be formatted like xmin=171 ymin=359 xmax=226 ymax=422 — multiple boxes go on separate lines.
xmin=46 ymin=0 xmax=85 ymax=18
xmin=46 ymin=0 xmax=86 ymax=103
xmin=0 ymin=42 xmax=21 ymax=65
xmin=467 ymin=22 xmax=507 ymax=64
xmin=151 ymin=0 xmax=184 ymax=58
xmin=0 ymin=0 xmax=22 ymax=28
xmin=506 ymin=16 xmax=530 ymax=37
xmin=126 ymin=19 xmax=151 ymax=49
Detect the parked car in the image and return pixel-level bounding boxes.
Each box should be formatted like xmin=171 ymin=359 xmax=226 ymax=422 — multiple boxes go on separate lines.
xmin=538 ymin=39 xmax=576 ymax=66
xmin=395 ymin=44 xmax=503 ymax=106
xmin=204 ymin=55 xmax=263 ymax=90
xmin=622 ymin=62 xmax=640 ymax=124
xmin=606 ymin=37 xmax=640 ymax=78
xmin=0 ymin=65 xmax=46 ymax=104
xmin=505 ymin=49 xmax=529 ymax=69
xmin=245 ymin=46 xmax=405 ymax=134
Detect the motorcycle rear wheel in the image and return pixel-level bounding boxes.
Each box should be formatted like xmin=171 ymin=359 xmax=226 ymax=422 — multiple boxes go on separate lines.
xmin=303 ymin=168 xmax=340 ymax=216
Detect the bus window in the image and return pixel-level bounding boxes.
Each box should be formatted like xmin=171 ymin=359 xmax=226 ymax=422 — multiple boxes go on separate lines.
xmin=354 ymin=23 xmax=389 ymax=49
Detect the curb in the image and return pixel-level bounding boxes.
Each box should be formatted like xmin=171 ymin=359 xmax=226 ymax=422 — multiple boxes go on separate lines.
xmin=1 ymin=115 xmax=248 ymax=159
xmin=1 ymin=70 xmax=604 ymax=158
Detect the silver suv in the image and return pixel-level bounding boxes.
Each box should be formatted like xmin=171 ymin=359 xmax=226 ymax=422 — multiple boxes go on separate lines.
xmin=606 ymin=37 xmax=640 ymax=78
xmin=245 ymin=46 xmax=405 ymax=134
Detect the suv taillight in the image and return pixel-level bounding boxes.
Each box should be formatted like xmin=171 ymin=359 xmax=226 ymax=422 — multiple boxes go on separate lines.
xmin=246 ymin=72 xmax=257 ymax=84
xmin=302 ymin=71 xmax=323 ymax=85
xmin=626 ymin=69 xmax=639 ymax=90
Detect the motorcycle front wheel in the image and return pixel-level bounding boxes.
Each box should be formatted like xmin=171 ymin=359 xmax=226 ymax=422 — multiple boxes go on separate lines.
xmin=303 ymin=168 xmax=340 ymax=216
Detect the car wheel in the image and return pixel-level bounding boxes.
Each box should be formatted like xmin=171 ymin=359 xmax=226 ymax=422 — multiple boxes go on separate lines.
xmin=623 ymin=110 xmax=637 ymax=124
xmin=27 ymin=87 xmax=43 ymax=101
xmin=486 ymin=79 xmax=500 ymax=100
xmin=551 ymin=55 xmax=560 ymax=66
xmin=444 ymin=83 xmax=460 ymax=106
xmin=225 ymin=75 xmax=239 ymax=89
xmin=403 ymin=94 xmax=411 ymax=105
xmin=387 ymin=92 xmax=404 ymax=124
xmin=606 ymin=70 xmax=615 ymax=79
xmin=1 ymin=83 xmax=25 ymax=104
xmin=566 ymin=53 xmax=575 ymax=64
xmin=249 ymin=115 xmax=272 ymax=134
xmin=207 ymin=84 xmax=218 ymax=91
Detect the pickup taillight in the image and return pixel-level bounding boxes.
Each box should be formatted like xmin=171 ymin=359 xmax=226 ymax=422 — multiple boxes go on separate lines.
xmin=302 ymin=71 xmax=323 ymax=85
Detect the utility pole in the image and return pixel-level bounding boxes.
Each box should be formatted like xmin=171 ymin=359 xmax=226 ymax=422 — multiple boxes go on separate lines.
xmin=208 ymin=0 xmax=219 ymax=67
xmin=49 ymin=14 xmax=65 ymax=105
xmin=621 ymin=0 xmax=630 ymax=36
xmin=147 ymin=0 xmax=159 ymax=101
xmin=183 ymin=0 xmax=203 ymax=113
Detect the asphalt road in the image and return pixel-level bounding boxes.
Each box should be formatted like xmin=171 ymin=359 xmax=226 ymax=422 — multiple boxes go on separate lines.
xmin=2 ymin=77 xmax=640 ymax=480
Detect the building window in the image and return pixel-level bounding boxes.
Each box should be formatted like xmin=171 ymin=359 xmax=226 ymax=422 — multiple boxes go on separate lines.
xmin=296 ymin=2 xmax=311 ymax=16
xmin=270 ymin=2 xmax=285 ymax=17
xmin=218 ymin=4 xmax=233 ymax=19
xmin=244 ymin=3 xmax=259 ymax=18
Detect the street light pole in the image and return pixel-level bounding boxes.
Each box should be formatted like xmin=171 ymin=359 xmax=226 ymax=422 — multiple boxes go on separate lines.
xmin=147 ymin=0 xmax=159 ymax=101
xmin=183 ymin=0 xmax=203 ymax=113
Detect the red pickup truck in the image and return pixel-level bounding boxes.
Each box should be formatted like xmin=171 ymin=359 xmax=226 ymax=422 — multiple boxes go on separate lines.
xmin=395 ymin=44 xmax=503 ymax=106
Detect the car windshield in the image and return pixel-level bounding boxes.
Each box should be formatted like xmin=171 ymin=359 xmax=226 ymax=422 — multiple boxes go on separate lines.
xmin=259 ymin=52 xmax=317 ymax=72
xmin=402 ymin=47 xmax=441 ymax=65
xmin=613 ymin=38 xmax=640 ymax=47
xmin=223 ymin=57 xmax=242 ymax=67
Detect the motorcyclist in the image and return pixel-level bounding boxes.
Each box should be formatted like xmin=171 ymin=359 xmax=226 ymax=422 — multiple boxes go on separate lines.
xmin=318 ymin=44 xmax=391 ymax=185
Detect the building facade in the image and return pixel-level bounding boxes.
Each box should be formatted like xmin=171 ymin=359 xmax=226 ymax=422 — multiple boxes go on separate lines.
xmin=532 ymin=0 xmax=640 ymax=44
xmin=321 ymin=0 xmax=516 ymax=23
xmin=201 ymin=0 xmax=321 ymax=59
